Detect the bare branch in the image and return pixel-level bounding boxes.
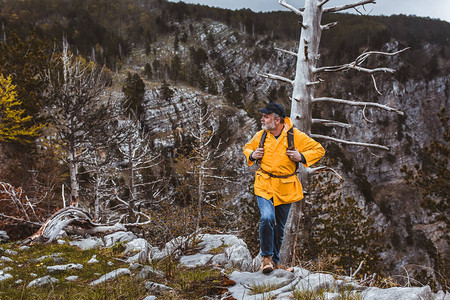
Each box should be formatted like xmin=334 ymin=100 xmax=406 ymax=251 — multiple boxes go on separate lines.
xmin=275 ymin=47 xmax=297 ymax=57
xmin=257 ymin=72 xmax=293 ymax=85
xmin=307 ymin=78 xmax=324 ymax=86
xmin=351 ymin=260 xmax=366 ymax=279
xmin=0 ymin=212 xmax=42 ymax=226
xmin=318 ymin=0 xmax=331 ymax=8
xmin=313 ymin=97 xmax=404 ymax=115
xmin=313 ymin=118 xmax=352 ymax=128
xmin=354 ymin=5 xmax=373 ymax=15
xmin=315 ymin=64 xmax=394 ymax=74
xmin=307 ymin=166 xmax=343 ymax=180
xmin=362 ymin=105 xmax=375 ymax=123
xmin=371 ymin=74 xmax=382 ymax=95
xmin=320 ymin=21 xmax=338 ymax=31
xmin=314 ymin=48 xmax=408 ymax=78
xmin=279 ymin=0 xmax=303 ymax=16
xmin=324 ymin=0 xmax=375 ymax=13
xmin=311 ymin=134 xmax=389 ymax=150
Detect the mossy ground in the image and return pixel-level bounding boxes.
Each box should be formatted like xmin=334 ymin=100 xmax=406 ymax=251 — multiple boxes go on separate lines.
xmin=0 ymin=240 xmax=227 ymax=299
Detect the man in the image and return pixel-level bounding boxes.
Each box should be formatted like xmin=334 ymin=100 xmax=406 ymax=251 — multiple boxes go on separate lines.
xmin=243 ymin=102 xmax=325 ymax=273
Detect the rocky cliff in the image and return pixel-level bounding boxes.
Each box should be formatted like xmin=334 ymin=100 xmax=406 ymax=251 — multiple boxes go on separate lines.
xmin=114 ymin=16 xmax=449 ymax=287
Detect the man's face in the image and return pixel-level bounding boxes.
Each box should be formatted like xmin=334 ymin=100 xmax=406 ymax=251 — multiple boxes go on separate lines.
xmin=261 ymin=113 xmax=277 ymax=130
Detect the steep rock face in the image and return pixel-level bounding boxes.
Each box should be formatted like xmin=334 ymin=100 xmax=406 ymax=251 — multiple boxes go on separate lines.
xmin=117 ymin=18 xmax=448 ymax=283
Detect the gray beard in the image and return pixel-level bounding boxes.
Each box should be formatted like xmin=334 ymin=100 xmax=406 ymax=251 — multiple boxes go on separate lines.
xmin=262 ymin=120 xmax=276 ymax=130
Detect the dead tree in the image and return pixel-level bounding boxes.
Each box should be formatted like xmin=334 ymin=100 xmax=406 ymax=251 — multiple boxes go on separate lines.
xmin=258 ymin=0 xmax=407 ymax=265
xmin=116 ymin=120 xmax=160 ymax=222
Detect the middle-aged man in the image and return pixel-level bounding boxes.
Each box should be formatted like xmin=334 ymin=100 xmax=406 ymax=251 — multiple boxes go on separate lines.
xmin=243 ymin=102 xmax=325 ymax=273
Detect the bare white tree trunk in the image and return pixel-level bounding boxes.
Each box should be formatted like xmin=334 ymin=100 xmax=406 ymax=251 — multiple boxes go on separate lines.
xmin=271 ymin=0 xmax=404 ymax=265
xmin=68 ymin=149 xmax=79 ymax=207
xmin=279 ymin=0 xmax=323 ymax=265
xmin=128 ymin=140 xmax=136 ymax=221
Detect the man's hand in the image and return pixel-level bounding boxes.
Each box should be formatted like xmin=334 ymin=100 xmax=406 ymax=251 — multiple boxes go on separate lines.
xmin=252 ymin=148 xmax=264 ymax=160
xmin=286 ymin=149 xmax=302 ymax=162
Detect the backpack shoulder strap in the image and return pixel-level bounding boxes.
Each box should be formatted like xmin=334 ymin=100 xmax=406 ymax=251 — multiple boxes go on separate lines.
xmin=258 ymin=130 xmax=267 ymax=148
xmin=287 ymin=127 xmax=295 ymax=150
xmin=255 ymin=131 xmax=267 ymax=165
xmin=287 ymin=127 xmax=299 ymax=171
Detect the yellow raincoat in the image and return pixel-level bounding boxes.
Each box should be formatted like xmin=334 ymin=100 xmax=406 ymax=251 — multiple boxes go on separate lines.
xmin=243 ymin=117 xmax=325 ymax=206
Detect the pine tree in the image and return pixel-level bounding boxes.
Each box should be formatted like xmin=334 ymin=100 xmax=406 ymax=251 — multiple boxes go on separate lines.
xmin=0 ymin=74 xmax=43 ymax=143
xmin=122 ymin=72 xmax=146 ymax=119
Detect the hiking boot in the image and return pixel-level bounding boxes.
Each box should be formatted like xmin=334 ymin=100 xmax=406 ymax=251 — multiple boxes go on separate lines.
xmin=275 ymin=263 xmax=294 ymax=272
xmin=261 ymin=256 xmax=274 ymax=274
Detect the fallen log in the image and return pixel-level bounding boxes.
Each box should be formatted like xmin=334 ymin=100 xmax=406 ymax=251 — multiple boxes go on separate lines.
xmin=23 ymin=207 xmax=126 ymax=244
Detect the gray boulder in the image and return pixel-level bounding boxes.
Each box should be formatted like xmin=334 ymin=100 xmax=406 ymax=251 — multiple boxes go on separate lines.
xmin=29 ymin=253 xmax=64 ymax=264
xmin=137 ymin=265 xmax=165 ymax=280
xmin=145 ymin=281 xmax=173 ymax=294
xmin=47 ymin=263 xmax=83 ymax=272
xmin=65 ymin=276 xmax=79 ymax=281
xmin=69 ymin=237 xmax=104 ymax=250
xmin=294 ymin=273 xmax=335 ymax=293
xmin=5 ymin=249 xmax=17 ymax=256
xmin=228 ymin=269 xmax=296 ymax=299
xmin=0 ymin=256 xmax=13 ymax=262
xmin=0 ymin=231 xmax=9 ymax=243
xmin=87 ymin=255 xmax=99 ymax=264
xmin=179 ymin=253 xmax=213 ymax=268
xmin=361 ymin=286 xmax=434 ymax=300
xmin=176 ymin=234 xmax=252 ymax=271
xmin=89 ymin=268 xmax=131 ymax=286
xmin=434 ymin=290 xmax=450 ymax=300
xmin=0 ymin=270 xmax=13 ymax=282
xmin=123 ymin=238 xmax=157 ymax=264
xmin=104 ymin=231 xmax=137 ymax=248
xmin=27 ymin=275 xmax=58 ymax=288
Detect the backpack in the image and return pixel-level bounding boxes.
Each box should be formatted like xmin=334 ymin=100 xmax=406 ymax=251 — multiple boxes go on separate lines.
xmin=256 ymin=127 xmax=299 ymax=178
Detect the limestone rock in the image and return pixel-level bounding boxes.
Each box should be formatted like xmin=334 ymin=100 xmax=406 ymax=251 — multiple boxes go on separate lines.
xmin=145 ymin=281 xmax=173 ymax=294
xmin=27 ymin=275 xmax=58 ymax=288
xmin=65 ymin=276 xmax=79 ymax=281
xmin=5 ymin=249 xmax=17 ymax=256
xmin=361 ymin=286 xmax=434 ymax=300
xmin=89 ymin=268 xmax=131 ymax=286
xmin=69 ymin=237 xmax=104 ymax=250
xmin=228 ymin=269 xmax=295 ymax=299
xmin=47 ymin=263 xmax=84 ymax=272
xmin=87 ymin=255 xmax=99 ymax=264
xmin=0 ymin=271 xmax=13 ymax=282
xmin=0 ymin=231 xmax=9 ymax=243
xmin=29 ymin=253 xmax=64 ymax=264
xmin=137 ymin=265 xmax=165 ymax=280
xmin=104 ymin=231 xmax=137 ymax=248
xmin=179 ymin=253 xmax=213 ymax=268
xmin=0 ymin=256 xmax=13 ymax=262
xmin=295 ymin=273 xmax=335 ymax=293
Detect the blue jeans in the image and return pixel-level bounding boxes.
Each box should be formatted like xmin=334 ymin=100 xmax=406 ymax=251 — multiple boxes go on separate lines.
xmin=257 ymin=196 xmax=292 ymax=264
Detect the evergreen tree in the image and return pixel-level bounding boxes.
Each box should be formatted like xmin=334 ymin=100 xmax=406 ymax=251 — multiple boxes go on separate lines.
xmin=301 ymin=178 xmax=385 ymax=275
xmin=160 ymin=80 xmax=174 ymax=101
xmin=144 ymin=62 xmax=153 ymax=79
xmin=0 ymin=74 xmax=43 ymax=142
xmin=122 ymin=72 xmax=146 ymax=119
xmin=0 ymin=32 xmax=52 ymax=121
xmin=170 ymin=54 xmax=182 ymax=82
